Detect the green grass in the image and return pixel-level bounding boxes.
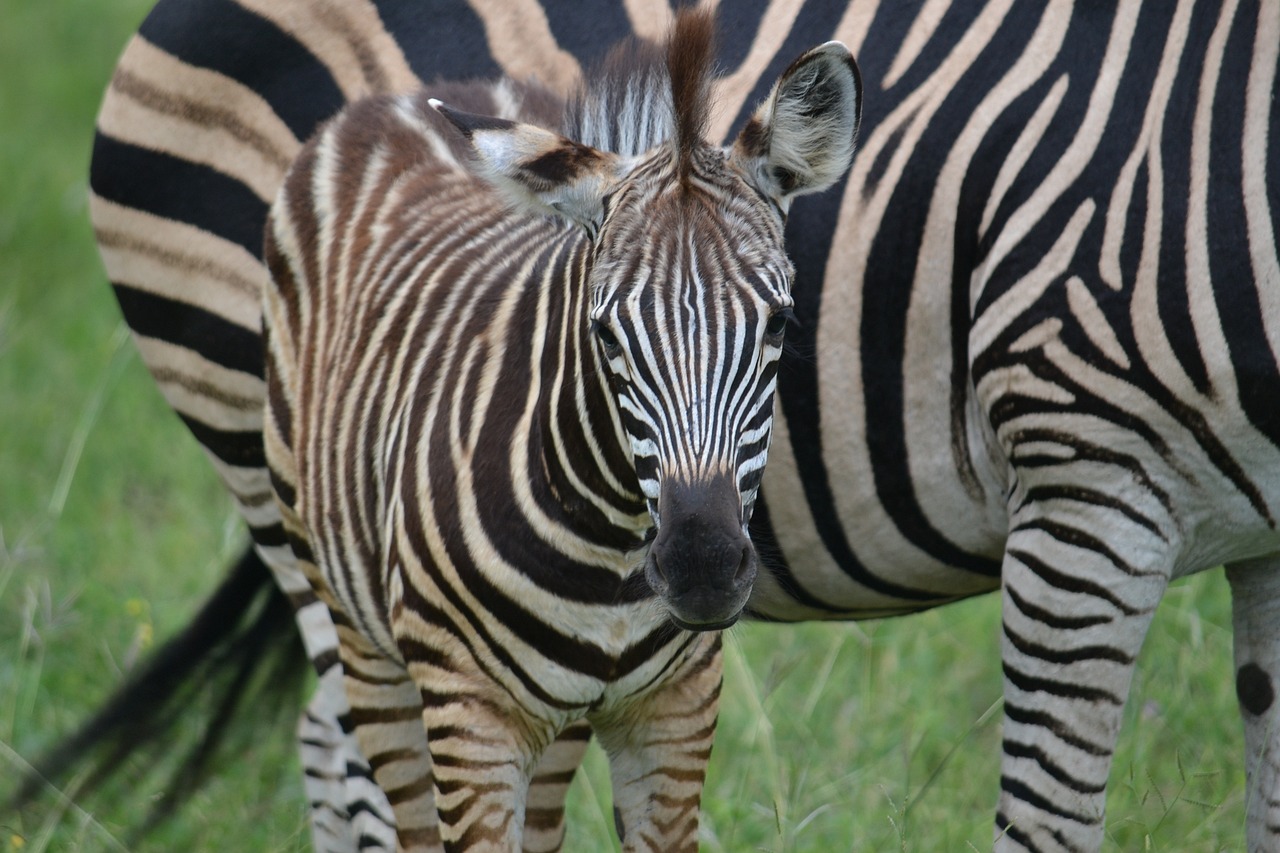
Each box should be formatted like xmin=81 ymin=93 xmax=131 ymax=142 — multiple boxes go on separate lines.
xmin=0 ymin=1 xmax=1248 ymax=850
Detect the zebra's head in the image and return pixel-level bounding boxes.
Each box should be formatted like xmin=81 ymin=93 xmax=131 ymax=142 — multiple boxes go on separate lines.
xmin=435 ymin=11 xmax=860 ymax=630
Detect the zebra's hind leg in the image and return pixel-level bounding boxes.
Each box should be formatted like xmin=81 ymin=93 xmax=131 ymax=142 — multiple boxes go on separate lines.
xmin=337 ymin=621 xmax=441 ymax=852
xmin=256 ymin=545 xmax=383 ymax=852
xmin=589 ymin=633 xmax=722 ymax=853
xmin=994 ymin=508 xmax=1171 ymax=852
xmin=1225 ymin=556 xmax=1280 ymax=853
xmin=297 ymin=663 xmax=360 ymax=851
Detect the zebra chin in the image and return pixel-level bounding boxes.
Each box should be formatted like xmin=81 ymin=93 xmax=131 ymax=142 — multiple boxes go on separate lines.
xmin=643 ymin=473 xmax=759 ymax=631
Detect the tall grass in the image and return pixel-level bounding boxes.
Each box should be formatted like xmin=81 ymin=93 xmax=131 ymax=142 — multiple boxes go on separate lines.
xmin=0 ymin=1 xmax=1247 ymax=850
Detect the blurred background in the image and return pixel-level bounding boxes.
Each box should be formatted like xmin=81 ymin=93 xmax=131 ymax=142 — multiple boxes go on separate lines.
xmin=0 ymin=1 xmax=1248 ymax=850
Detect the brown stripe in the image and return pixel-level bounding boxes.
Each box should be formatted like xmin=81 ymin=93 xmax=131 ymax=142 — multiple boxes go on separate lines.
xmin=315 ymin=2 xmax=390 ymax=93
xmin=96 ymin=226 xmax=262 ymax=299
xmin=148 ymin=366 xmax=261 ymax=411
xmin=110 ymin=66 xmax=294 ymax=172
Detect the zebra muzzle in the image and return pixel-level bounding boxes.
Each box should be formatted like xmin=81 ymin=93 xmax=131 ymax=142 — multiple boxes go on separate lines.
xmin=644 ymin=473 xmax=758 ymax=631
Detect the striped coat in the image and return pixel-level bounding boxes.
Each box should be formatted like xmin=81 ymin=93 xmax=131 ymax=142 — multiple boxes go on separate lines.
xmin=59 ymin=1 xmax=1280 ymax=850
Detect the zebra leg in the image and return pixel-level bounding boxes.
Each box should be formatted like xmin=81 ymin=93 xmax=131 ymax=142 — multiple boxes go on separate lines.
xmin=303 ymin=680 xmax=586 ymax=853
xmin=590 ymin=633 xmax=722 ymax=853
xmin=995 ymin=510 xmax=1169 ymax=852
xmin=254 ymin=542 xmax=373 ymax=852
xmin=337 ymin=622 xmax=440 ymax=852
xmin=522 ymin=720 xmax=592 ymax=853
xmin=297 ymin=663 xmax=358 ymax=851
xmin=302 ymin=657 xmax=418 ymax=853
xmin=1225 ymin=556 xmax=1280 ymax=852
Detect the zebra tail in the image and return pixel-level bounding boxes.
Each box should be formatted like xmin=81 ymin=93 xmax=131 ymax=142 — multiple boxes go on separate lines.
xmin=6 ymin=546 xmax=307 ymax=839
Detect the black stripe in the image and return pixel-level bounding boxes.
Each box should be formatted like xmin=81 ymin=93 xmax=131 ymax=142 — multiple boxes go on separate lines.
xmin=1007 ymin=428 xmax=1176 ymax=519
xmin=1003 ymin=620 xmax=1133 ymax=666
xmin=1005 ymin=586 xmax=1110 ymax=631
xmin=1003 ymin=738 xmax=1106 ymax=794
xmin=248 ymin=520 xmax=287 ymax=549
xmin=1153 ymin=6 xmax=1212 ymax=396
xmin=1019 ymin=485 xmax=1166 ymax=540
xmin=1002 ymin=701 xmax=1108 ymax=756
xmin=178 ymin=413 xmax=266 ymax=468
xmin=856 ymin=8 xmax=1054 ymax=582
xmin=1013 ymin=518 xmax=1159 ymax=578
xmin=1007 ymin=548 xmax=1142 ymax=616
xmin=753 ymin=0 xmax=1003 ymax=598
xmin=371 ymin=0 xmax=500 ymax=84
xmin=540 ymin=0 xmax=631 ymax=68
xmin=138 ymin=0 xmax=342 ymax=140
xmin=748 ymin=496 xmax=857 ymax=613
xmin=397 ymin=578 xmax=581 ymax=713
xmin=311 ymin=649 xmax=340 ymax=676
xmin=1208 ymin=0 xmax=1280 ymax=453
xmin=92 ymin=133 xmax=268 ymax=260
xmin=474 ymin=243 xmax=647 ymax=601
xmin=112 ymin=284 xmax=263 ymax=377
xmin=994 ymin=810 xmax=1041 ymax=853
xmin=1001 ymin=774 xmax=1100 ymax=826
xmin=1002 ymin=659 xmax=1123 ymax=706
xmin=709 ymin=0 xmax=770 ymax=77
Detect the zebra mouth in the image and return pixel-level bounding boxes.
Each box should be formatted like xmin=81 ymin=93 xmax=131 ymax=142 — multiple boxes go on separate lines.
xmin=667 ymin=610 xmax=744 ymax=633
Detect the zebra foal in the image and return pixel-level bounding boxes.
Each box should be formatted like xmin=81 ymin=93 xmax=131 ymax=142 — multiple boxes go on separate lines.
xmin=262 ymin=10 xmax=859 ymax=850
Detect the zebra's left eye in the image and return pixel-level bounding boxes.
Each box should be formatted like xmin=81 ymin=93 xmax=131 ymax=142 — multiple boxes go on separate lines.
xmin=592 ymin=320 xmax=623 ymax=356
xmin=764 ymin=309 xmax=793 ymax=338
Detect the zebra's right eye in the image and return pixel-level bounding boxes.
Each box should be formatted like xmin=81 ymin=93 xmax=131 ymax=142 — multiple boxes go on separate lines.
xmin=592 ymin=320 xmax=622 ymax=356
xmin=764 ymin=308 xmax=794 ymax=338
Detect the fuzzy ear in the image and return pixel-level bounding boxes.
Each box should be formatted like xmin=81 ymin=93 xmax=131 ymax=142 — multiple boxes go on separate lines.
xmin=431 ymin=99 xmax=621 ymax=229
xmin=730 ymin=42 xmax=862 ymax=210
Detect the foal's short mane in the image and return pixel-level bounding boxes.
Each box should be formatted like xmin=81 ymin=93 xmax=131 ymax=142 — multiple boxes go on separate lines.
xmin=564 ymin=8 xmax=715 ymax=177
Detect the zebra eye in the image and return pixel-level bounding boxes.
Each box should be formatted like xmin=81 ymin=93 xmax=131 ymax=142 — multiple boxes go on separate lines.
xmin=764 ymin=309 xmax=792 ymax=338
xmin=592 ymin=320 xmax=622 ymax=356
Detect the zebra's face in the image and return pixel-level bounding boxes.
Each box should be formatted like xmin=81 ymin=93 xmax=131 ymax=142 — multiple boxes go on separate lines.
xmin=587 ymin=155 xmax=794 ymax=630
xmin=434 ymin=35 xmax=860 ymax=630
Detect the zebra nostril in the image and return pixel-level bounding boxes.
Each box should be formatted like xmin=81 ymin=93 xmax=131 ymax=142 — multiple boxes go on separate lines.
xmin=645 ymin=552 xmax=668 ymax=593
xmin=735 ymin=545 xmax=754 ymax=583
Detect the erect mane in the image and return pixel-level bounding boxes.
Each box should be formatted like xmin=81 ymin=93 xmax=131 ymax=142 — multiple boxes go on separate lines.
xmin=666 ymin=8 xmax=714 ymax=177
xmin=564 ymin=8 xmax=716 ymax=173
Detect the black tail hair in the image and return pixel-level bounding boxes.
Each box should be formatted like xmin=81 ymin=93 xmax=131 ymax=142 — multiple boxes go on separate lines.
xmin=6 ymin=545 xmax=307 ymax=840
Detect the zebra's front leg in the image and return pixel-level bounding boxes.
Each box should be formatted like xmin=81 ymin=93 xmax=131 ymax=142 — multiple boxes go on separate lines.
xmin=995 ymin=512 xmax=1170 ymax=852
xmin=590 ymin=633 xmax=722 ymax=853
xmin=340 ymin=640 xmax=590 ymax=852
xmin=523 ymin=720 xmax=593 ymax=853
xmin=1225 ymin=556 xmax=1280 ymax=853
xmin=408 ymin=675 xmax=554 ymax=853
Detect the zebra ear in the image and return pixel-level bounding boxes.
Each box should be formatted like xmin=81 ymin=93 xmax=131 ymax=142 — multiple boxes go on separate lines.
xmin=430 ymin=99 xmax=621 ymax=229
xmin=730 ymin=42 xmax=862 ymax=210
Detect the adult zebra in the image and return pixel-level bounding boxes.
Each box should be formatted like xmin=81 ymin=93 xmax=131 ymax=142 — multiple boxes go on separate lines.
xmin=23 ymin=0 xmax=1279 ymax=851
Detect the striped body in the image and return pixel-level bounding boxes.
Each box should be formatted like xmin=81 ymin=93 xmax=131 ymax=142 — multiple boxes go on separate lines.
xmin=263 ymin=86 xmax=725 ymax=852
xmin=88 ymin=1 xmax=1280 ymax=851
xmin=261 ymin=16 xmax=858 ymax=850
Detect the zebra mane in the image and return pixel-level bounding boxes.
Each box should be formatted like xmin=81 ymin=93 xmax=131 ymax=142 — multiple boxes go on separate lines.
xmin=565 ymin=8 xmax=715 ymax=175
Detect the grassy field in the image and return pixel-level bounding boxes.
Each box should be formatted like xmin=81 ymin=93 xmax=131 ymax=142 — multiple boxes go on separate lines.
xmin=0 ymin=1 xmax=1250 ymax=850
